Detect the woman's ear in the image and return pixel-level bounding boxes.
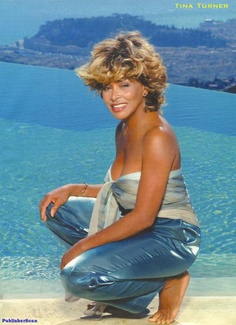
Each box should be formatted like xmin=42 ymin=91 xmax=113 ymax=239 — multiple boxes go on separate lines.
xmin=143 ymin=90 xmax=148 ymax=97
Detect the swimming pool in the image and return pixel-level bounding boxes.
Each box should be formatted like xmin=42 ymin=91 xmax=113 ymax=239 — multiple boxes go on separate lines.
xmin=0 ymin=63 xmax=235 ymax=285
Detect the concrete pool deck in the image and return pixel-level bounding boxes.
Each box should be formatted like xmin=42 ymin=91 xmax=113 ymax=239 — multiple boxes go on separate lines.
xmin=0 ymin=278 xmax=236 ymax=325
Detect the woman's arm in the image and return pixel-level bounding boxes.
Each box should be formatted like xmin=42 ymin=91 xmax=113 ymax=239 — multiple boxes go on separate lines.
xmin=60 ymin=127 xmax=179 ymax=269
xmin=39 ymin=183 xmax=103 ymax=221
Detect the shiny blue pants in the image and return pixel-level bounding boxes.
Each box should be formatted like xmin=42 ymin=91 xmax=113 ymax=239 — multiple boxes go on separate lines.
xmin=45 ymin=197 xmax=201 ymax=313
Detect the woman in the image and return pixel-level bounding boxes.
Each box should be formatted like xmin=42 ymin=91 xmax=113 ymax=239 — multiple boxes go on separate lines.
xmin=39 ymin=31 xmax=201 ymax=324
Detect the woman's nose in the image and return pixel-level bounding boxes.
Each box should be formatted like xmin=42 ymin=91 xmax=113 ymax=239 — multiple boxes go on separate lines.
xmin=111 ymin=86 xmax=120 ymax=101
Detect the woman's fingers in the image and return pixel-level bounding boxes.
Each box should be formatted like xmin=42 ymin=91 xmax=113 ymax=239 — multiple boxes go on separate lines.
xmin=39 ymin=186 xmax=70 ymax=221
xmin=39 ymin=194 xmax=56 ymax=221
xmin=49 ymin=202 xmax=60 ymax=218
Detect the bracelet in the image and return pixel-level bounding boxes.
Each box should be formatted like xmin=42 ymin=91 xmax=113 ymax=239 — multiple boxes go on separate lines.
xmin=80 ymin=183 xmax=88 ymax=196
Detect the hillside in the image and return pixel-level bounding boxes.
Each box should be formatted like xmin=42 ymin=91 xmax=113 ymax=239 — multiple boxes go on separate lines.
xmin=24 ymin=14 xmax=226 ymax=51
xmin=0 ymin=14 xmax=235 ymax=92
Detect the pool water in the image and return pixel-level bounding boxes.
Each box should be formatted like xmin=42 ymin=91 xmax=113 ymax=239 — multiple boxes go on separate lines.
xmin=0 ymin=63 xmax=235 ymax=281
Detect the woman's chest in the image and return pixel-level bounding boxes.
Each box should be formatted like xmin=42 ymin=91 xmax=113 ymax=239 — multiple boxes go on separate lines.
xmin=112 ymin=142 xmax=143 ymax=180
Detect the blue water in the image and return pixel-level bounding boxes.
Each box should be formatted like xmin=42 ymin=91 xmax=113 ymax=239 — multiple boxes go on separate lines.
xmin=0 ymin=62 xmax=235 ymax=280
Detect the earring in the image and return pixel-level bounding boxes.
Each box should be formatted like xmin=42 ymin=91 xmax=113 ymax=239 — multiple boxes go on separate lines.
xmin=143 ymin=92 xmax=148 ymax=97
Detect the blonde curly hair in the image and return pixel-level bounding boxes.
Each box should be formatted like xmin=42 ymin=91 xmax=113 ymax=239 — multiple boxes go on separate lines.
xmin=76 ymin=31 xmax=167 ymax=112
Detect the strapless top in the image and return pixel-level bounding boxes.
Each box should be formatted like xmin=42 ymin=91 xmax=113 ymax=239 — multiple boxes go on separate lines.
xmin=88 ymin=167 xmax=199 ymax=235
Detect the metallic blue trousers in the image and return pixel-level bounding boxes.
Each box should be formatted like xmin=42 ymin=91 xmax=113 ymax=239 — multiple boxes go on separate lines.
xmin=45 ymin=197 xmax=201 ymax=313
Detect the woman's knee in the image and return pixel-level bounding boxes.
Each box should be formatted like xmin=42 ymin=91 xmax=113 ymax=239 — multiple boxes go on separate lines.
xmin=60 ymin=266 xmax=113 ymax=299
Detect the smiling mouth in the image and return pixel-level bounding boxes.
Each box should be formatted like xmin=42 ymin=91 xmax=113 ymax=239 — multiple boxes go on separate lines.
xmin=111 ymin=103 xmax=127 ymax=112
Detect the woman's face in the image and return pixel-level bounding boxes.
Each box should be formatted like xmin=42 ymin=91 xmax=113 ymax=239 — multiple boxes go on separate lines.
xmin=102 ymin=79 xmax=146 ymax=120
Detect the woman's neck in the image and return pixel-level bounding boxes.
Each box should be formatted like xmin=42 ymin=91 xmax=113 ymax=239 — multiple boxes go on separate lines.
xmin=123 ymin=110 xmax=162 ymax=134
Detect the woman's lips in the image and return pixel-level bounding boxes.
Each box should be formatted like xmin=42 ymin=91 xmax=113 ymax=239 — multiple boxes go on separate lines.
xmin=111 ymin=103 xmax=127 ymax=112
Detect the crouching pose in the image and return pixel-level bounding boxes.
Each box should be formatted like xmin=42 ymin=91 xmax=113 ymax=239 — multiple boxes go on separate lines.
xmin=40 ymin=31 xmax=201 ymax=324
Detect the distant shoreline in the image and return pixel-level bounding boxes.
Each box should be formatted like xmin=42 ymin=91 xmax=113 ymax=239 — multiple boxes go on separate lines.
xmin=0 ymin=15 xmax=235 ymax=93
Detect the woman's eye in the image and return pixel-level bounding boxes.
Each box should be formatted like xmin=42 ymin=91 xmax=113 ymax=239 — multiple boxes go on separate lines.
xmin=121 ymin=83 xmax=129 ymax=88
xmin=103 ymin=85 xmax=111 ymax=91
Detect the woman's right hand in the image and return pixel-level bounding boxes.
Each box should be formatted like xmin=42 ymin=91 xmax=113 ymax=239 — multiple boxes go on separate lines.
xmin=39 ymin=185 xmax=71 ymax=222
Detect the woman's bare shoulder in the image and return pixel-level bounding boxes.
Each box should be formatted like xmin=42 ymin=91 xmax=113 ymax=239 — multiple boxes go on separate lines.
xmin=144 ymin=119 xmax=177 ymax=145
xmin=142 ymin=119 xmax=180 ymax=168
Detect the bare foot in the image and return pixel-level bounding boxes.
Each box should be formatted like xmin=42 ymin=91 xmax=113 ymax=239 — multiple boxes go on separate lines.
xmin=149 ymin=271 xmax=190 ymax=324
